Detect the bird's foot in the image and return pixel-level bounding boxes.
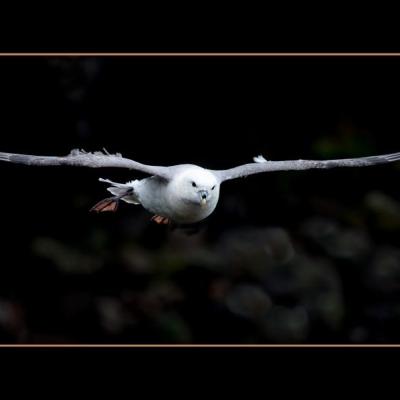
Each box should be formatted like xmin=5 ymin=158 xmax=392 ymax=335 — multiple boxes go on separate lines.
xmin=151 ymin=215 xmax=170 ymax=225
xmin=90 ymin=197 xmax=119 ymax=213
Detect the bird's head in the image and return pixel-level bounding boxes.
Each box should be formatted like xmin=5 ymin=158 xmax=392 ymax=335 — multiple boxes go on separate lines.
xmin=174 ymin=167 xmax=220 ymax=208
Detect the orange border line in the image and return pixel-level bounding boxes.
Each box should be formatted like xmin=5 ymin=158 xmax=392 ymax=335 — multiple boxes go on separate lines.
xmin=0 ymin=53 xmax=400 ymax=57
xmin=0 ymin=344 xmax=400 ymax=348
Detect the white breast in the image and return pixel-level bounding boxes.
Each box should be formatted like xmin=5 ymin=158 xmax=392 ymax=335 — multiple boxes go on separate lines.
xmin=136 ymin=167 xmax=220 ymax=224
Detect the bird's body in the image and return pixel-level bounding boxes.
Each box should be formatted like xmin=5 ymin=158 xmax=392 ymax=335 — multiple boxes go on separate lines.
xmin=1 ymin=148 xmax=400 ymax=225
xmin=102 ymin=165 xmax=220 ymax=224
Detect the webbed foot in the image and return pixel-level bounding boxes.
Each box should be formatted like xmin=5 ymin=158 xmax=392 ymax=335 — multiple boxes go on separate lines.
xmin=151 ymin=215 xmax=170 ymax=225
xmin=90 ymin=197 xmax=119 ymax=212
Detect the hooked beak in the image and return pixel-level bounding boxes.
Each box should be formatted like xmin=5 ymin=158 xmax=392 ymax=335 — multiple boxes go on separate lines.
xmin=199 ymin=190 xmax=208 ymax=206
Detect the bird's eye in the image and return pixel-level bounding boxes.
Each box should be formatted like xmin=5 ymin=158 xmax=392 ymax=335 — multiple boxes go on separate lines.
xmin=192 ymin=182 xmax=197 ymax=187
xmin=211 ymin=185 xmax=216 ymax=190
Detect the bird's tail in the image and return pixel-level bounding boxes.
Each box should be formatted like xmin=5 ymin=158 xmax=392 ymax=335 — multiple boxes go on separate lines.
xmin=99 ymin=178 xmax=140 ymax=204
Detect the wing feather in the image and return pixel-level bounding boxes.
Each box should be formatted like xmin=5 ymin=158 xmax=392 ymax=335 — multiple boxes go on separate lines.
xmin=213 ymin=152 xmax=400 ymax=182
xmin=0 ymin=149 xmax=171 ymax=180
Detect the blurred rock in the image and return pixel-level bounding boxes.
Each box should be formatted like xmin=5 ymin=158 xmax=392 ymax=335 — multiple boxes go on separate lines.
xmin=225 ymin=284 xmax=272 ymax=320
xmin=325 ymin=229 xmax=371 ymax=261
xmin=217 ymin=227 xmax=295 ymax=277
xmin=301 ymin=216 xmax=340 ymax=242
xmin=32 ymin=237 xmax=103 ymax=273
xmin=297 ymin=255 xmax=344 ymax=330
xmin=303 ymin=290 xmax=344 ymax=331
xmin=155 ymin=229 xmax=223 ymax=274
xmin=349 ymin=326 xmax=369 ymax=343
xmin=209 ymin=278 xmax=232 ymax=302
xmin=137 ymin=281 xmax=184 ymax=315
xmin=301 ymin=216 xmax=371 ymax=261
xmin=365 ymin=246 xmax=400 ymax=292
xmin=0 ymin=299 xmax=27 ymax=341
xmin=264 ymin=252 xmax=344 ymax=331
xmin=259 ymin=305 xmax=309 ymax=343
xmin=97 ymin=297 xmax=128 ymax=335
xmin=364 ymin=191 xmax=400 ymax=230
xmin=120 ymin=245 xmax=154 ymax=274
xmin=152 ymin=312 xmax=192 ymax=343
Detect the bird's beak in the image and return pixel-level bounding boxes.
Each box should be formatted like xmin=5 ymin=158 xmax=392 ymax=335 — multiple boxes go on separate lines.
xmin=199 ymin=190 xmax=208 ymax=206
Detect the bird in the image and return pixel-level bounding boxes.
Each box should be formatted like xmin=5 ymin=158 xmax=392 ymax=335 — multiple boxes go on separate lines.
xmin=1 ymin=148 xmax=400 ymax=225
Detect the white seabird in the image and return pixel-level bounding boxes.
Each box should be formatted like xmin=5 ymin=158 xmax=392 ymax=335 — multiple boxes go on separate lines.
xmin=0 ymin=148 xmax=399 ymax=224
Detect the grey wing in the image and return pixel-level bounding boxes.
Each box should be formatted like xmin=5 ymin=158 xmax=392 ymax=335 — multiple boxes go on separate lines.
xmin=213 ymin=152 xmax=400 ymax=182
xmin=0 ymin=148 xmax=172 ymax=180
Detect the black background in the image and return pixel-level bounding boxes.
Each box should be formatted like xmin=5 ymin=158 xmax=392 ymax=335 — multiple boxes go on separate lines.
xmin=1 ymin=56 xmax=400 ymax=343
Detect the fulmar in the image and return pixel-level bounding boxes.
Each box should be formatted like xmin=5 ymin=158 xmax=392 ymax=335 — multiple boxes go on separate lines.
xmin=1 ymin=148 xmax=399 ymax=224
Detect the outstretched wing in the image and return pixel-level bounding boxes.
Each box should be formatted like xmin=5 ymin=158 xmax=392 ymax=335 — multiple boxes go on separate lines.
xmin=0 ymin=148 xmax=172 ymax=180
xmin=213 ymin=152 xmax=400 ymax=182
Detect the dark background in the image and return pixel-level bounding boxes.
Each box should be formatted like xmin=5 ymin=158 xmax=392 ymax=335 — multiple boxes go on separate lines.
xmin=1 ymin=56 xmax=400 ymax=343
